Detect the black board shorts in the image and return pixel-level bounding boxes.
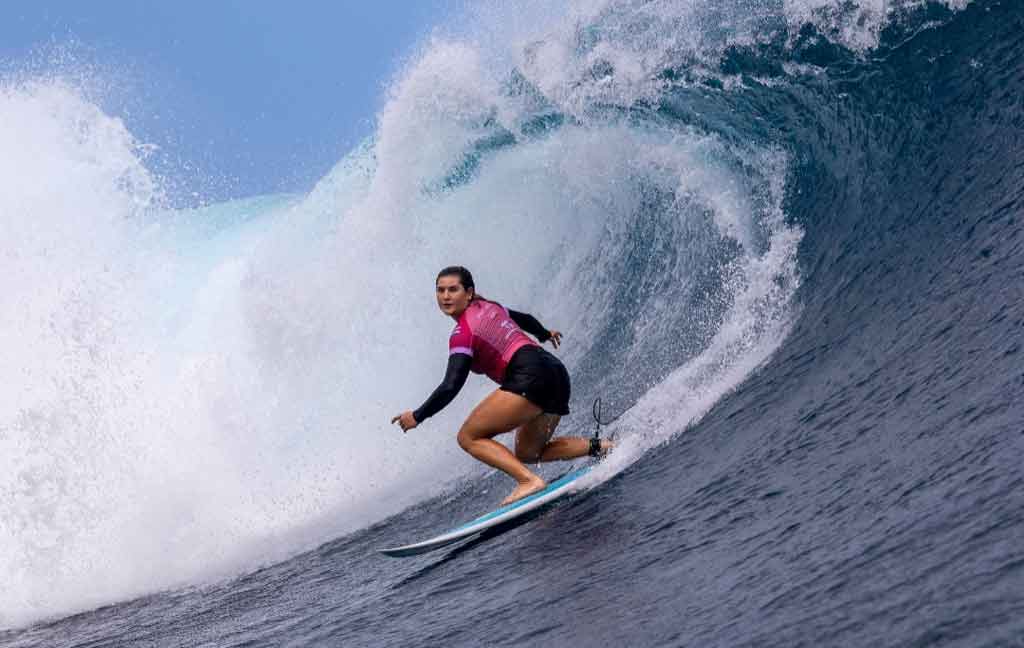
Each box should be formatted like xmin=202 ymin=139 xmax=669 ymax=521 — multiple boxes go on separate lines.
xmin=500 ymin=345 xmax=571 ymax=415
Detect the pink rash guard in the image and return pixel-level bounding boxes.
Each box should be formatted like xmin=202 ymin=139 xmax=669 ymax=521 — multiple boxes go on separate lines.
xmin=449 ymin=300 xmax=538 ymax=383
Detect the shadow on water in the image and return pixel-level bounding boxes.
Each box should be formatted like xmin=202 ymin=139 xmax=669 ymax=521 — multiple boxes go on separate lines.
xmin=388 ymin=481 xmax=605 ymax=590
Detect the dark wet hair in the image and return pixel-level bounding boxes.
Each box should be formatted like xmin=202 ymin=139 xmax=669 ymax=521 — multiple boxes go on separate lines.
xmin=436 ymin=266 xmax=486 ymax=301
xmin=437 ymin=265 xmax=474 ymax=290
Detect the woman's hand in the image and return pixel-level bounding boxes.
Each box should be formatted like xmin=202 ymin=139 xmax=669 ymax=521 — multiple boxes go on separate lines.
xmin=391 ymin=411 xmax=418 ymax=432
xmin=548 ymin=330 xmax=563 ymax=349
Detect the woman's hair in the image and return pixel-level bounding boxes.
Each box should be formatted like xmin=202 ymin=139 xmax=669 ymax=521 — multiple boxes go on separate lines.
xmin=436 ymin=265 xmax=487 ymax=302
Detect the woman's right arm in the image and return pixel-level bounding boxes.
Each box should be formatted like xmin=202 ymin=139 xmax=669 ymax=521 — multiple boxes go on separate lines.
xmin=412 ymin=353 xmax=472 ymax=422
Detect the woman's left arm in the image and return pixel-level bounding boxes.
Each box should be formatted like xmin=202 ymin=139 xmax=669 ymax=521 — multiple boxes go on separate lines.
xmin=509 ymin=309 xmax=562 ymax=348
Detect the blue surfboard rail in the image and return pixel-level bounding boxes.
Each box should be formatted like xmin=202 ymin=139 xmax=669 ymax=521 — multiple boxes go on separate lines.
xmin=379 ymin=464 xmax=593 ymax=557
xmin=450 ymin=466 xmax=592 ymax=532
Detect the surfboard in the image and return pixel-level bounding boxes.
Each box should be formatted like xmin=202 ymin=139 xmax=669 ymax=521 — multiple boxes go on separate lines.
xmin=379 ymin=464 xmax=593 ymax=557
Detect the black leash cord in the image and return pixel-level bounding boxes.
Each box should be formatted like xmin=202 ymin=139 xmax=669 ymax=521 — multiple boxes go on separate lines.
xmin=592 ymin=397 xmax=604 ymax=441
xmin=592 ymin=396 xmax=628 ymax=439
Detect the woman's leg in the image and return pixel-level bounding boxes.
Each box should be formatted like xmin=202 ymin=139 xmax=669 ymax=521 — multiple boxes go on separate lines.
xmin=515 ymin=416 xmax=611 ymax=463
xmin=457 ymin=389 xmax=547 ymax=504
xmin=514 ymin=414 xmax=561 ymax=462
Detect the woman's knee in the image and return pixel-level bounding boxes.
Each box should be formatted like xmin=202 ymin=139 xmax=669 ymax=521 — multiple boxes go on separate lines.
xmin=458 ymin=421 xmax=493 ymax=452
xmin=457 ymin=425 xmax=476 ymax=451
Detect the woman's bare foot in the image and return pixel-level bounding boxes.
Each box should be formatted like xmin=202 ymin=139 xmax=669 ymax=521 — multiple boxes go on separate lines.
xmin=501 ymin=476 xmax=547 ymax=505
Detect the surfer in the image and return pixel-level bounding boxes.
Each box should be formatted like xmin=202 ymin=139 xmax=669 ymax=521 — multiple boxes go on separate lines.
xmin=392 ymin=266 xmax=611 ymax=505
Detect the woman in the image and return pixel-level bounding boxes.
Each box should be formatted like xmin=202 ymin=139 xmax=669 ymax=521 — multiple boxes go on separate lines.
xmin=392 ymin=266 xmax=611 ymax=505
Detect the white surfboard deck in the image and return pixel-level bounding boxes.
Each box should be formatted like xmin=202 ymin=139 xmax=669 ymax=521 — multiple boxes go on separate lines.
xmin=379 ymin=464 xmax=593 ymax=558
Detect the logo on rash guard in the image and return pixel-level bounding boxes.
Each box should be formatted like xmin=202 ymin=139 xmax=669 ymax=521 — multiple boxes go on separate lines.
xmin=500 ymin=320 xmax=516 ymax=340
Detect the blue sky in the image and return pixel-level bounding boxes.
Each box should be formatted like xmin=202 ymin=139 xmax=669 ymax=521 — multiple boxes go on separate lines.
xmin=1 ymin=1 xmax=452 ymax=201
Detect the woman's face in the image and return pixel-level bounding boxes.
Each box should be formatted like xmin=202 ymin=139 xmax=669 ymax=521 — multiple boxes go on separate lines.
xmin=436 ymin=275 xmax=473 ymax=318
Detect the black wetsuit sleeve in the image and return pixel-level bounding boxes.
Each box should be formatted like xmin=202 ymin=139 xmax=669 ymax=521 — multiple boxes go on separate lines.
xmin=413 ymin=353 xmax=472 ymax=423
xmin=508 ymin=309 xmax=551 ymax=342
